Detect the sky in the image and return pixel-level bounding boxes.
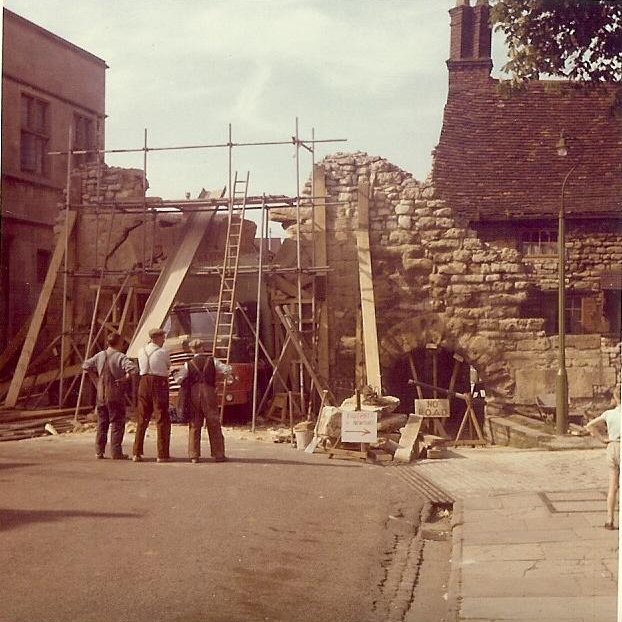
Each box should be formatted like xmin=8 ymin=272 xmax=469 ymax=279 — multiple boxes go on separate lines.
xmin=4 ymin=0 xmax=508 ymax=230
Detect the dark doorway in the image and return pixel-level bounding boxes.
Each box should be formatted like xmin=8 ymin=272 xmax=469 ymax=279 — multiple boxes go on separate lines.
xmin=384 ymin=346 xmax=474 ymax=437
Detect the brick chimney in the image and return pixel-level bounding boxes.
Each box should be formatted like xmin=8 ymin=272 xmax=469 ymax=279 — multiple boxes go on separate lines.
xmin=447 ymin=0 xmax=493 ymax=90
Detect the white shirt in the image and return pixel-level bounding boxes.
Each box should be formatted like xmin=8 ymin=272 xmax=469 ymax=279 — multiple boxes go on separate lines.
xmin=174 ymin=355 xmax=232 ymax=384
xmin=138 ymin=342 xmax=171 ymax=377
xmin=591 ymin=405 xmax=621 ymax=442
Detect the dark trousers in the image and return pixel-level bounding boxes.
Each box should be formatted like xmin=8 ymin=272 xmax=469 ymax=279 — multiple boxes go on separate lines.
xmin=96 ymin=402 xmax=125 ymax=457
xmin=134 ymin=375 xmax=171 ymax=459
xmin=188 ymin=383 xmax=225 ymax=459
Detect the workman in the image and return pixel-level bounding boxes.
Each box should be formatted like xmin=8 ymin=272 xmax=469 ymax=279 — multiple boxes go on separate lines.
xmin=82 ymin=332 xmax=136 ymax=460
xmin=174 ymin=338 xmax=231 ymax=463
xmin=133 ymin=327 xmax=172 ymax=463
xmin=586 ymin=386 xmax=621 ymax=530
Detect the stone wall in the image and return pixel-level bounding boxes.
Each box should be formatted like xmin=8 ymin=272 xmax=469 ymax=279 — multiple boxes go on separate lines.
xmin=274 ymin=152 xmax=621 ymax=416
xmin=476 ymin=220 xmax=622 ymax=292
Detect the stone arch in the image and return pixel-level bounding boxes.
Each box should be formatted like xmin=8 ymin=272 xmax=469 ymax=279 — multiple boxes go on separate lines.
xmin=379 ymin=312 xmax=515 ymax=399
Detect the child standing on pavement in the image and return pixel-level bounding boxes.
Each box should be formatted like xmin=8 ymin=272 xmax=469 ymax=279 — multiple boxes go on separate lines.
xmin=585 ymin=386 xmax=621 ymax=530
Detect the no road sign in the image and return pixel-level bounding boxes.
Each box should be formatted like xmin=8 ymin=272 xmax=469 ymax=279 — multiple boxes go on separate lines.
xmin=414 ymin=398 xmax=450 ymax=418
xmin=341 ymin=410 xmax=378 ymax=443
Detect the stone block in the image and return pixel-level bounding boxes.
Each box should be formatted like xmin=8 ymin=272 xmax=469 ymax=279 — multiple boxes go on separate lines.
xmin=434 ymin=207 xmax=452 ymax=217
xmin=452 ymin=250 xmax=471 ymax=263
xmin=413 ymin=207 xmax=432 ymax=217
xmin=403 ymin=257 xmax=432 ymax=274
xmin=435 ymin=217 xmax=455 ymax=229
xmin=394 ymin=201 xmax=413 ymax=215
xmin=438 ymin=261 xmax=467 ymax=275
xmin=416 ymin=216 xmax=436 ymax=229
xmin=462 ymin=238 xmax=482 ymax=250
xmin=397 ymin=215 xmax=412 ymax=229
xmin=419 ymin=229 xmax=441 ymax=241
xmin=427 ymin=239 xmax=461 ymax=250
xmin=388 ymin=230 xmax=416 ymax=245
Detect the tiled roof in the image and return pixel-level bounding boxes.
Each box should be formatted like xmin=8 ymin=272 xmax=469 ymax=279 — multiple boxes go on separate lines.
xmin=432 ymin=78 xmax=622 ymax=220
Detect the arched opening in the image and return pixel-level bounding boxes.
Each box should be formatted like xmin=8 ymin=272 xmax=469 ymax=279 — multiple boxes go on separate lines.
xmin=384 ymin=345 xmax=483 ymax=437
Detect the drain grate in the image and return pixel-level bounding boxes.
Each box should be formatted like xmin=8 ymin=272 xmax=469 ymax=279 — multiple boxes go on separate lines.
xmin=392 ymin=465 xmax=454 ymax=504
xmin=539 ymin=490 xmax=607 ymax=514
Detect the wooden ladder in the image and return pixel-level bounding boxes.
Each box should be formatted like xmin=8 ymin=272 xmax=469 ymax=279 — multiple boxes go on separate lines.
xmin=212 ymin=171 xmax=250 ymax=417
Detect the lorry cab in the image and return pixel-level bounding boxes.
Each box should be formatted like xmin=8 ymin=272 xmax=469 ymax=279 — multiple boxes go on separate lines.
xmin=162 ymin=303 xmax=254 ymax=419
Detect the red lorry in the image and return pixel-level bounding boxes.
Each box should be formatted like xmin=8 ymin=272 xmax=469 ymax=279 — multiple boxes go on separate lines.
xmin=162 ymin=303 xmax=254 ymax=419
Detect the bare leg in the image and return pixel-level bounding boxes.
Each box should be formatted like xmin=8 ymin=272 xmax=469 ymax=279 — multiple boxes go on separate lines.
xmin=607 ymin=467 xmax=618 ymax=525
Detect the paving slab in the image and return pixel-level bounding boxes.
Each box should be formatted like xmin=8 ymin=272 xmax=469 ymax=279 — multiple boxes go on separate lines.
xmin=460 ymin=596 xmax=617 ymax=621
xmin=406 ymin=446 xmax=619 ymax=621
xmin=462 ymin=543 xmax=545 ymax=562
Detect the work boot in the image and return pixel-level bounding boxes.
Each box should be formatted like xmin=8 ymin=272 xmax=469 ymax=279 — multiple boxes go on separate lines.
xmin=190 ymin=458 xmax=199 ymax=464
xmin=132 ymin=455 xmax=142 ymax=462
xmin=112 ymin=454 xmax=129 ymax=460
xmin=213 ymin=456 xmax=228 ymax=463
xmin=156 ymin=457 xmax=171 ymax=463
xmin=95 ymin=454 xmax=106 ymax=460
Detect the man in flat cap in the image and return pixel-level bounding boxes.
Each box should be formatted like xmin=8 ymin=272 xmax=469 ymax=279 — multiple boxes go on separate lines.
xmin=174 ymin=338 xmax=231 ymax=463
xmin=133 ymin=327 xmax=172 ymax=462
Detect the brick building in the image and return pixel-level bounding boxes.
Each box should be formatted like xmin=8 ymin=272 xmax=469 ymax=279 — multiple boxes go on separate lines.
xmin=1 ymin=8 xmax=106 ymax=348
xmin=431 ymin=0 xmax=622 ymax=405
xmin=271 ymin=0 xmax=621 ymax=422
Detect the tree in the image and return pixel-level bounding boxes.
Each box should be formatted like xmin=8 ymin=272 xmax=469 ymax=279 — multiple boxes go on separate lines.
xmin=491 ymin=0 xmax=622 ymax=83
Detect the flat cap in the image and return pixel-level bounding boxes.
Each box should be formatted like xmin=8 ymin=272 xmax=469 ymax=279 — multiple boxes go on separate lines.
xmin=189 ymin=338 xmax=204 ymax=351
xmin=148 ymin=327 xmax=166 ymax=338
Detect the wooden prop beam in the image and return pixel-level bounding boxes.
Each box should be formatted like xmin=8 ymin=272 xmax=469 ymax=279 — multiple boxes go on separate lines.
xmin=5 ymin=211 xmax=77 ymax=407
xmin=127 ymin=209 xmax=215 ymax=358
xmin=0 ymin=315 xmax=32 ymax=375
xmin=312 ymin=164 xmax=330 ymax=381
xmin=275 ymin=305 xmax=336 ymax=405
xmin=356 ymin=180 xmax=382 ymax=393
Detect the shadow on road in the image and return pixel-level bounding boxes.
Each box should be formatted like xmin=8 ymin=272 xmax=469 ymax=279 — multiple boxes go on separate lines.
xmin=0 ymin=508 xmax=143 ymax=532
xmin=0 ymin=462 xmax=38 ymax=471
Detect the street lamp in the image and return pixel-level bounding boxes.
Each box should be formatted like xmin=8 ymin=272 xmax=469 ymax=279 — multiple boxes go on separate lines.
xmin=555 ymin=132 xmax=578 ymax=435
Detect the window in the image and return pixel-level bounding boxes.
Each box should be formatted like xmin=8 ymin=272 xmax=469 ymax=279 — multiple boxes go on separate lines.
xmin=521 ymin=290 xmax=608 ymax=335
xmin=520 ymin=229 xmax=557 ymax=256
xmin=73 ymin=113 xmax=96 ymax=164
xmin=603 ymin=290 xmax=621 ymax=336
xmin=20 ymin=94 xmax=49 ymax=176
xmin=36 ymin=249 xmax=51 ymax=283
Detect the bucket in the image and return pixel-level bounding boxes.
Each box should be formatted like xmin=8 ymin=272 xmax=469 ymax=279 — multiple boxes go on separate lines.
xmin=294 ymin=429 xmax=314 ymax=451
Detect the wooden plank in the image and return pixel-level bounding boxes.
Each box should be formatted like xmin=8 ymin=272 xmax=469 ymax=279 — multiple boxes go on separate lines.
xmin=127 ymin=209 xmax=215 ymax=357
xmin=275 ymin=305 xmax=336 ymax=404
xmin=356 ymin=180 xmax=382 ymax=393
xmin=0 ymin=406 xmax=91 ymax=423
xmin=312 ymin=164 xmax=330 ymax=382
xmin=0 ymin=364 xmax=83 ymax=402
xmin=5 ymin=212 xmax=77 ymax=408
xmin=117 ymin=287 xmax=134 ymax=339
xmin=0 ymin=315 xmax=32 ymax=375
xmin=394 ymin=414 xmax=424 ymax=463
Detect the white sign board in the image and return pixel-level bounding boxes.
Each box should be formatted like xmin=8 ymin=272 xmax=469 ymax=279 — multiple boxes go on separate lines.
xmin=341 ymin=410 xmax=378 ymax=443
xmin=414 ymin=398 xmax=450 ymax=418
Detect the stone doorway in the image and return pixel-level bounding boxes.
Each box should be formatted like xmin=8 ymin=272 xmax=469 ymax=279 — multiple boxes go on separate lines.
xmin=384 ymin=346 xmax=477 ymax=436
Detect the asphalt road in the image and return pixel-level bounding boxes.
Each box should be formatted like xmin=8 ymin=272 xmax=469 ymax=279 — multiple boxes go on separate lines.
xmin=0 ymin=426 xmax=422 ymax=622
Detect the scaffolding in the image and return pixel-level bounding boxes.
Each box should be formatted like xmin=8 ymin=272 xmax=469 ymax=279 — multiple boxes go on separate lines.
xmin=2 ymin=120 xmax=347 ymax=434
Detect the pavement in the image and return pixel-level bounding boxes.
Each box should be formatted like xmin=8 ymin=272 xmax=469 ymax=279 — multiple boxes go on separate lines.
xmin=0 ymin=425 xmax=426 ymax=622
xmin=401 ymin=446 xmax=620 ymax=622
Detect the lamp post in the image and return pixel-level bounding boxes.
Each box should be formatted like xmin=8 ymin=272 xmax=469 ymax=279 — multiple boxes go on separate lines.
xmin=555 ymin=133 xmax=578 ymax=435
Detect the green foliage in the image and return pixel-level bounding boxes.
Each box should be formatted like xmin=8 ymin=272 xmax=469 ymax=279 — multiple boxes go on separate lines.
xmin=491 ymin=0 xmax=622 ymax=83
